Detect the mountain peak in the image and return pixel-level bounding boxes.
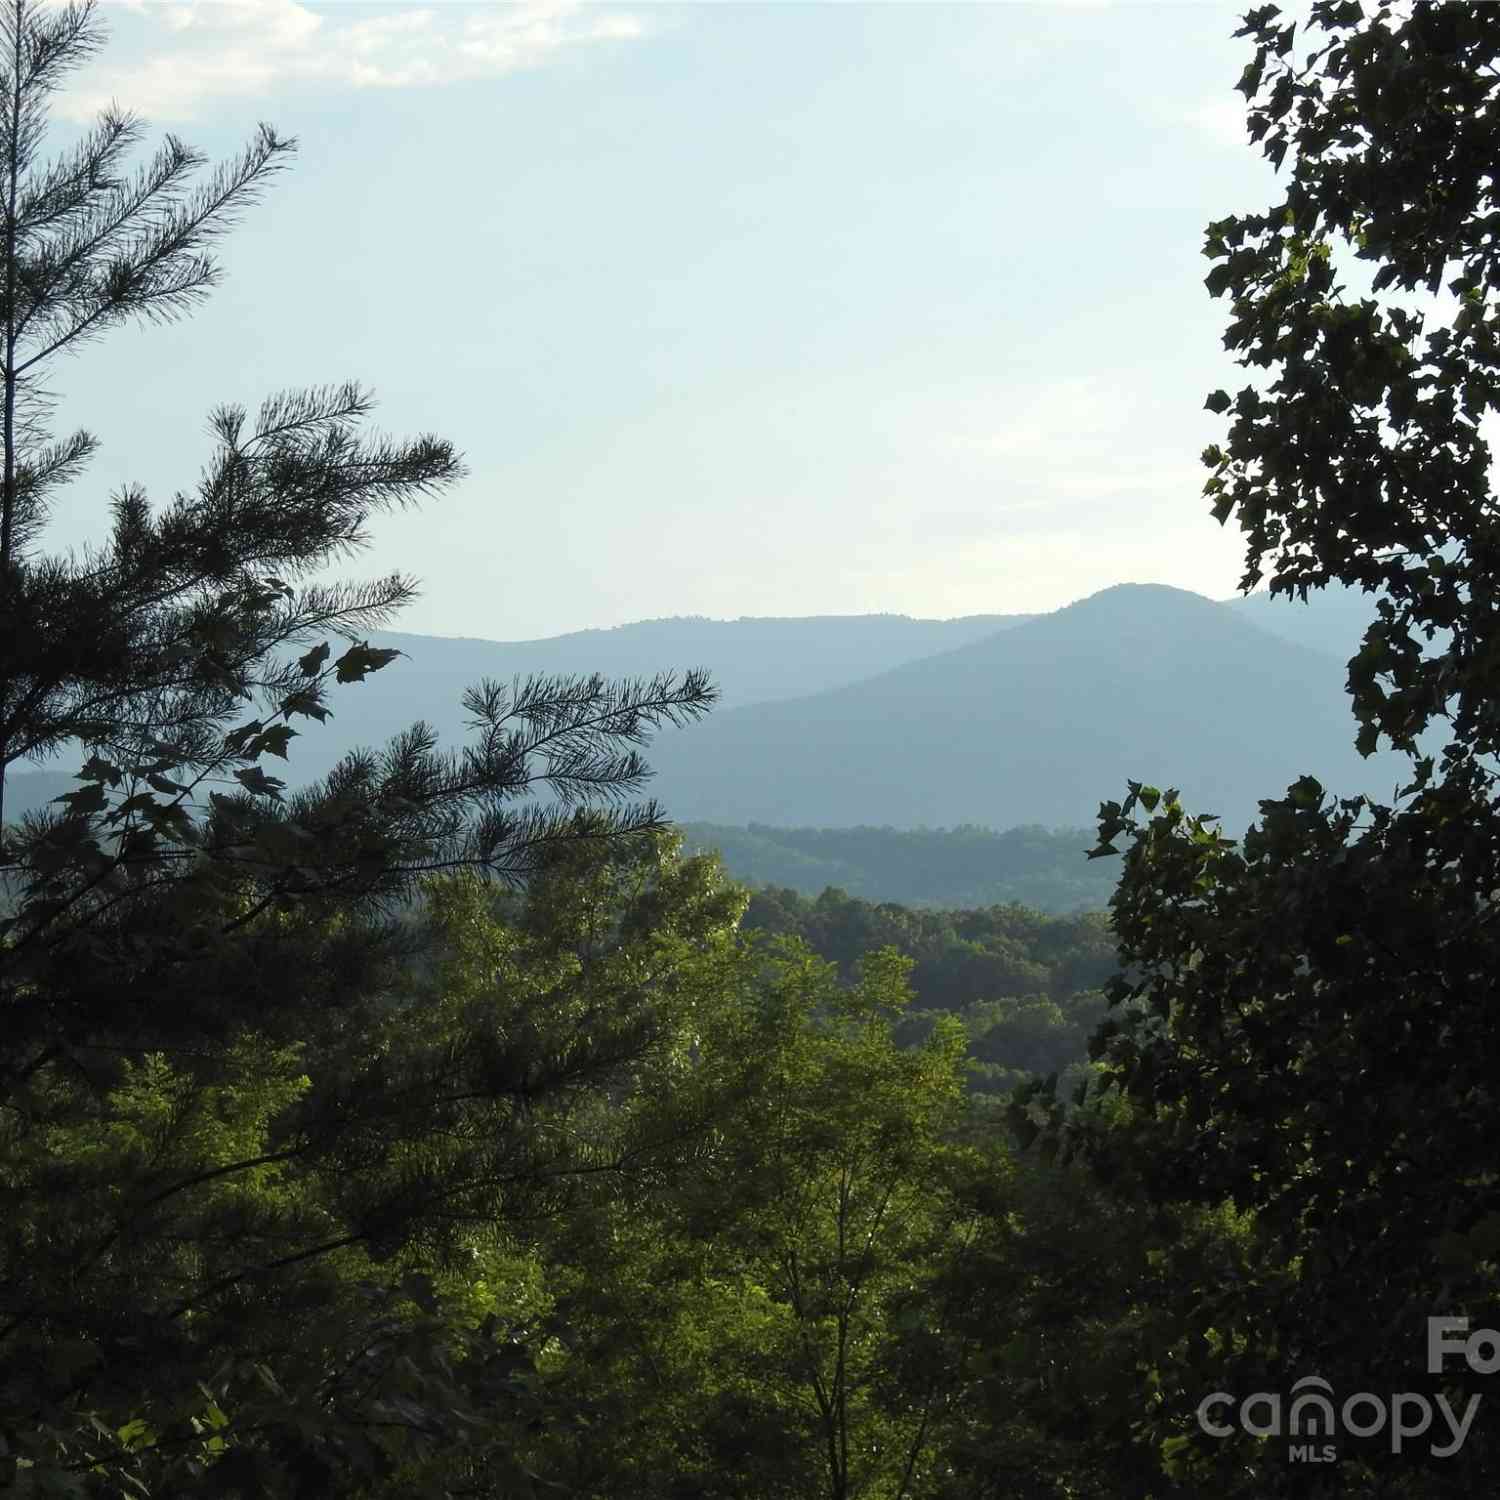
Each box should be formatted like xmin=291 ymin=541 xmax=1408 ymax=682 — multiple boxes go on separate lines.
xmin=1064 ymin=581 xmax=1220 ymax=611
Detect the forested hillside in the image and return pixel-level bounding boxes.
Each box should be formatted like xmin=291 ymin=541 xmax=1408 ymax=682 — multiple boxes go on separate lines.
xmin=674 ymin=821 xmax=1118 ymax=912
xmin=736 ymin=882 xmax=1120 ymax=1096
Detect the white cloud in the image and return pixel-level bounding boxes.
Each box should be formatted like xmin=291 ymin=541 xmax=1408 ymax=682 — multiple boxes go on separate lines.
xmin=53 ymin=0 xmax=646 ymax=122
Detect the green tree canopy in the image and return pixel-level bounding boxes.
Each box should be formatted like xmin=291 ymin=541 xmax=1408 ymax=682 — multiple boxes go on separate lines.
xmin=1016 ymin=4 xmax=1500 ymax=1494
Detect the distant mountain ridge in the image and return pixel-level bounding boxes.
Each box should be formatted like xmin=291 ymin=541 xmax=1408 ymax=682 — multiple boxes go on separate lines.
xmin=2 ymin=579 xmax=1435 ymax=848
xmin=631 ymin=583 xmax=1441 ymax=840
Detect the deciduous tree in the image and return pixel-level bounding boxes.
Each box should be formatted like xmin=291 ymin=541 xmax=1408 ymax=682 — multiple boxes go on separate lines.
xmin=1020 ymin=3 xmax=1500 ymax=1493
xmin=526 ymin=934 xmax=976 ymax=1500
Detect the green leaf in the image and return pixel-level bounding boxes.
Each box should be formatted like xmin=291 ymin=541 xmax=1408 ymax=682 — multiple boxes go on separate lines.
xmin=223 ymin=719 xmax=264 ymax=756
xmin=244 ymin=725 xmax=298 ymax=761
xmin=233 ymin=766 xmax=285 ymax=799
xmin=265 ymin=724 xmax=298 ymax=759
xmin=76 ymin=754 xmax=123 ymax=787
xmin=143 ymin=800 xmax=199 ymax=843
xmin=334 ymin=642 xmax=402 ymax=684
xmin=1203 ymin=388 xmax=1232 ymax=414
xmin=280 ymin=688 xmax=329 ymax=723
xmin=1287 ymin=775 xmax=1323 ymax=810
xmin=298 ymin=640 xmax=331 ymax=676
xmin=52 ymin=780 xmax=108 ymax=816
xmin=116 ymin=1419 xmax=151 ymax=1452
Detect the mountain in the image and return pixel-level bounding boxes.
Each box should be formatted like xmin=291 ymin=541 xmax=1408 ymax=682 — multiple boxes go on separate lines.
xmin=1 ymin=582 xmax=1442 ymax=844
xmin=0 ymin=611 xmax=1034 ymax=821
xmin=630 ymin=583 xmax=1443 ymax=840
xmin=286 ymin=611 xmax=1036 ymax=789
xmin=1223 ymin=579 xmax=1387 ymax=664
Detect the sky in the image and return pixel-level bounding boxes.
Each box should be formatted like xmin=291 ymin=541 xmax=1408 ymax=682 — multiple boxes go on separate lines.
xmin=26 ymin=0 xmax=1367 ymax=642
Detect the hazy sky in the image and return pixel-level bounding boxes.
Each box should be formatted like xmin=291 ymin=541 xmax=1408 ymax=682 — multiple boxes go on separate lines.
xmin=32 ymin=0 xmax=1328 ymax=641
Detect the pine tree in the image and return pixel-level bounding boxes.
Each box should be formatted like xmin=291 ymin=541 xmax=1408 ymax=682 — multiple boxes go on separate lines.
xmin=0 ymin=1 xmax=719 ymax=1489
xmin=0 ymin=0 xmax=716 ymax=1023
